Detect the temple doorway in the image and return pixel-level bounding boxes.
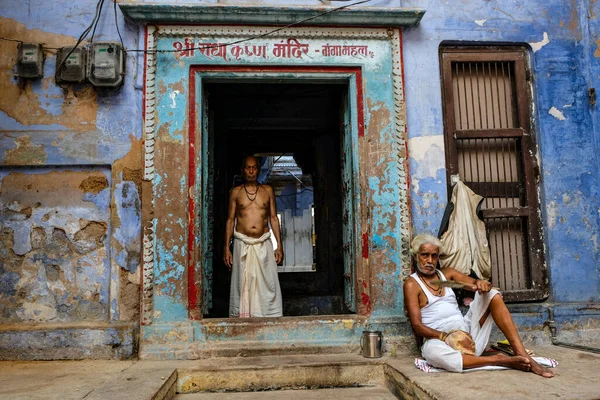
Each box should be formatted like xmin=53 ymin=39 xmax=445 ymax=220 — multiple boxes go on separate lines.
xmin=201 ymin=81 xmax=355 ymax=318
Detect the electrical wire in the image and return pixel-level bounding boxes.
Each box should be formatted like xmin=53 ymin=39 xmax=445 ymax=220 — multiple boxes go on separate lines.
xmin=90 ymin=0 xmax=106 ymax=44
xmin=5 ymin=0 xmax=371 ymax=87
xmin=1 ymin=0 xmax=372 ymax=56
xmin=76 ymin=0 xmax=107 ymax=46
xmin=113 ymin=0 xmax=124 ymax=50
xmin=130 ymin=0 xmax=373 ymax=54
xmin=0 ymin=36 xmax=62 ymax=50
xmin=0 ymin=36 xmax=23 ymax=43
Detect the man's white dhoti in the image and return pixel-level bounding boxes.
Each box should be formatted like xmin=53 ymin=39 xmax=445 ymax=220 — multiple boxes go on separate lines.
xmin=411 ymin=271 xmax=500 ymax=372
xmin=229 ymin=231 xmax=283 ymax=318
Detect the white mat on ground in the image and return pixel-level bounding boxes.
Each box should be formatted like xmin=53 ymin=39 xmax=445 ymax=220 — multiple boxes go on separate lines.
xmin=414 ymin=356 xmax=558 ymax=373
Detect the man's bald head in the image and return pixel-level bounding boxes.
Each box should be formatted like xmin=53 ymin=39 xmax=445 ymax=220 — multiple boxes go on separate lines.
xmin=241 ymin=155 xmax=259 ymax=183
xmin=241 ymin=155 xmax=258 ymax=169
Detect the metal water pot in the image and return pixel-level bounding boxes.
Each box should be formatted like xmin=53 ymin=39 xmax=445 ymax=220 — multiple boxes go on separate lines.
xmin=360 ymin=330 xmax=383 ymax=358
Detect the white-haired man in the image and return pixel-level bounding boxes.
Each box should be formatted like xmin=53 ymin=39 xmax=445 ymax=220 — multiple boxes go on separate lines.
xmin=403 ymin=233 xmax=552 ymax=377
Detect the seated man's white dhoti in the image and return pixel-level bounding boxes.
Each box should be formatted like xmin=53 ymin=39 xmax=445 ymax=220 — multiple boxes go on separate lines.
xmin=229 ymin=231 xmax=283 ymax=318
xmin=411 ymin=270 xmax=499 ymax=372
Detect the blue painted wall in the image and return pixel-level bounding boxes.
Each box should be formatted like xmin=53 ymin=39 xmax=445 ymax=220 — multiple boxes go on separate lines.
xmin=1 ymin=0 xmax=598 ymax=359
xmin=0 ymin=0 xmax=141 ymax=358
xmin=402 ymin=0 xmax=599 ymax=303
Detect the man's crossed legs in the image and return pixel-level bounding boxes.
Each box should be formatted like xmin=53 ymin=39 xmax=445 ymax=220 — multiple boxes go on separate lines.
xmin=422 ymin=291 xmax=553 ymax=378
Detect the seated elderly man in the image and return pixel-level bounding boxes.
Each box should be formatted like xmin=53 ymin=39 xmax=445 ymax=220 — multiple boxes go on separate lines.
xmin=403 ymin=233 xmax=553 ymax=377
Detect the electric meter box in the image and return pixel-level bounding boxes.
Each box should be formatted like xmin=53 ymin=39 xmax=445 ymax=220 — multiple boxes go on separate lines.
xmin=56 ymin=47 xmax=86 ymax=83
xmin=16 ymin=43 xmax=43 ymax=79
xmin=87 ymin=42 xmax=124 ymax=88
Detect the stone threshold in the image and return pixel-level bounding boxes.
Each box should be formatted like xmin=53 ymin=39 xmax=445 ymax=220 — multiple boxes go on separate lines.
xmin=139 ymin=315 xmax=414 ymax=359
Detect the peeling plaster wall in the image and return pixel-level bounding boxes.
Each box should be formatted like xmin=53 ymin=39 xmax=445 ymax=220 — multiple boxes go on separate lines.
xmin=402 ymin=0 xmax=600 ymax=304
xmin=0 ymin=0 xmax=142 ymax=359
xmin=135 ymin=20 xmax=412 ymax=358
xmin=0 ymin=169 xmax=111 ymax=323
xmin=1 ymin=0 xmax=599 ymax=359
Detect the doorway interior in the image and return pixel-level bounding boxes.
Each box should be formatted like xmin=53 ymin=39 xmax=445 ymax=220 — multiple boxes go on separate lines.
xmin=202 ymin=80 xmax=354 ymax=318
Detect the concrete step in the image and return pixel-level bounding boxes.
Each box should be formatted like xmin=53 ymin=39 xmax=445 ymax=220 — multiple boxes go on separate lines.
xmin=176 ymin=354 xmax=386 ymax=393
xmin=175 ymin=386 xmax=397 ymax=399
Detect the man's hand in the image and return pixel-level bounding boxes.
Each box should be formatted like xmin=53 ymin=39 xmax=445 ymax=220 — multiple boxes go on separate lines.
xmin=223 ymin=247 xmax=233 ymax=270
xmin=275 ymin=246 xmax=283 ymax=265
xmin=473 ymin=279 xmax=492 ymax=293
xmin=443 ymin=329 xmax=476 ymax=355
xmin=275 ymin=247 xmax=284 ymax=265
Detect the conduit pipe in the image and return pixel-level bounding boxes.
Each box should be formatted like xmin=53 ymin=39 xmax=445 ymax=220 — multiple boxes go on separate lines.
xmin=546 ymin=308 xmax=600 ymax=354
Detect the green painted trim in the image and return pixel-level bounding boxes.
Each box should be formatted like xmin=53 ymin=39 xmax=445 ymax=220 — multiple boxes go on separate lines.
xmin=119 ymin=3 xmax=425 ymax=27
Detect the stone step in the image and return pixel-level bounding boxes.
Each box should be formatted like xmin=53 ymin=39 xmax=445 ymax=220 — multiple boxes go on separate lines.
xmin=176 ymin=355 xmax=386 ymax=394
xmin=175 ymin=386 xmax=397 ymax=399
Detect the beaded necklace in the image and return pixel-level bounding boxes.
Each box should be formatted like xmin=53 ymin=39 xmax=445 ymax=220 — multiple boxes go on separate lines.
xmin=243 ymin=183 xmax=259 ymax=201
xmin=417 ymin=271 xmax=443 ymax=296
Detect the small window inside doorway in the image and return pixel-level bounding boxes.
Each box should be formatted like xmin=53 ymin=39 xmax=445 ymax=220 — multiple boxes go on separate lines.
xmin=255 ymin=153 xmax=316 ymax=273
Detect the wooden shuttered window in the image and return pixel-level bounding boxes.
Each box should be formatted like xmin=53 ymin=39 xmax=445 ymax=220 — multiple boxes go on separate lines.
xmin=440 ymin=47 xmax=547 ymax=302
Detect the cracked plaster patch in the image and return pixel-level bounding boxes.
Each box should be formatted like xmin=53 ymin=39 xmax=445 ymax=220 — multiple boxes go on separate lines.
xmin=530 ymin=32 xmax=550 ymax=53
xmin=547 ymin=201 xmax=558 ymax=229
xmin=549 ymin=106 xmax=566 ymax=121
xmin=408 ymin=135 xmax=445 ymax=193
xmin=5 ymin=136 xmax=47 ymax=165
xmin=169 ymin=90 xmax=180 ymax=108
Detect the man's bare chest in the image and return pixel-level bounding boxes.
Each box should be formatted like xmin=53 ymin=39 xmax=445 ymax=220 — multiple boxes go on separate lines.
xmin=236 ymin=189 xmax=269 ymax=211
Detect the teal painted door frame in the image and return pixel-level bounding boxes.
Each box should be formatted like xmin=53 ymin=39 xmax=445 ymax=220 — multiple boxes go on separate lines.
xmin=193 ymin=68 xmax=362 ymax=316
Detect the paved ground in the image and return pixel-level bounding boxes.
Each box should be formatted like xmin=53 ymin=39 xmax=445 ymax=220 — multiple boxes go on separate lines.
xmin=386 ymin=345 xmax=600 ymax=400
xmin=0 ymin=345 xmax=598 ymax=400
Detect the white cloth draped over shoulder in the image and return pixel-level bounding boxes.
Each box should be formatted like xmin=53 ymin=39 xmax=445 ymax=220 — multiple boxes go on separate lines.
xmin=229 ymin=231 xmax=283 ymax=318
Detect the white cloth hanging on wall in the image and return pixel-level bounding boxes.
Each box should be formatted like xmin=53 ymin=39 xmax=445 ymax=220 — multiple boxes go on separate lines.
xmin=439 ymin=180 xmax=492 ymax=279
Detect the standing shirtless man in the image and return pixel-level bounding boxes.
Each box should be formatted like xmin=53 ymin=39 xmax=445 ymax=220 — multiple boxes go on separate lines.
xmin=223 ymin=155 xmax=284 ymax=318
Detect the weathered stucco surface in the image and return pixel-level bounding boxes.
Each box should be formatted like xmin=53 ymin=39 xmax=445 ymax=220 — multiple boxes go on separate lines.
xmin=0 ymin=0 xmax=598 ymax=359
xmin=0 ymin=0 xmax=141 ymax=359
xmin=0 ymin=169 xmax=110 ymax=323
xmin=0 ymin=17 xmax=98 ymax=131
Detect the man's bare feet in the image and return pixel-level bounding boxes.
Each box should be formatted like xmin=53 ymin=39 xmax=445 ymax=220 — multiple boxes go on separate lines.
xmin=493 ymin=353 xmax=531 ymax=371
xmin=527 ymin=356 xmax=554 ymax=378
xmin=494 ymin=353 xmax=554 ymax=378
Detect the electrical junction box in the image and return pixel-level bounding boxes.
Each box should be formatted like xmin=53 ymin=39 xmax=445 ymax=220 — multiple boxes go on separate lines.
xmin=16 ymin=42 xmax=43 ymax=79
xmin=87 ymin=42 xmax=124 ymax=88
xmin=56 ymin=47 xmax=86 ymax=83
